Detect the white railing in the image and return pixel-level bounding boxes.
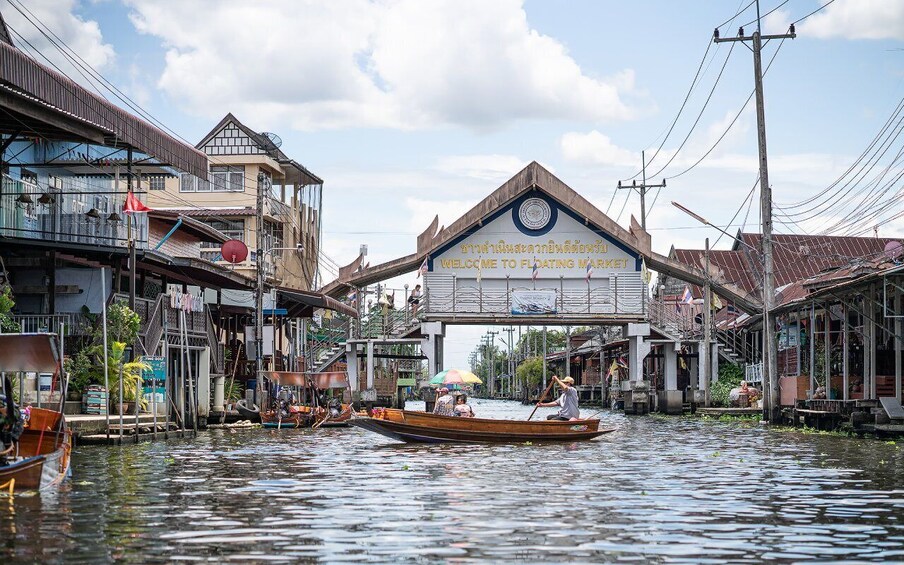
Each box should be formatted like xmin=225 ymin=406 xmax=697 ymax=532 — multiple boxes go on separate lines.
xmin=424 ymin=285 xmax=644 ymax=316
xmin=745 ymin=362 xmax=763 ymax=384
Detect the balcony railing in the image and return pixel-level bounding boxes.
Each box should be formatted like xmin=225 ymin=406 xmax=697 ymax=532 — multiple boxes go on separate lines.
xmin=422 ymin=276 xmax=646 ymax=317
xmin=11 ymin=313 xmax=93 ymax=335
xmin=1 ymin=175 xmax=147 ymax=248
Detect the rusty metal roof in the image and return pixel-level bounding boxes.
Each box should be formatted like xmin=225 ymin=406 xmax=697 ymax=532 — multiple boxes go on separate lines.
xmin=673 ymin=233 xmax=904 ymax=298
xmin=672 ymin=248 xmax=760 ymax=296
xmin=0 ymin=41 xmax=209 ymax=178
xmin=738 ymin=233 xmax=901 ymax=288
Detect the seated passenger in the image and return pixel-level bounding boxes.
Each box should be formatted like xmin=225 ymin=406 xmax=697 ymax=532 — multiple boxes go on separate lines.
xmin=453 ymin=393 xmax=475 ymax=418
xmin=433 ymin=387 xmax=455 ymax=416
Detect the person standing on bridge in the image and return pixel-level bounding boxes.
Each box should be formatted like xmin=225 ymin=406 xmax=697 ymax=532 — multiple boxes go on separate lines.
xmin=537 ymin=376 xmax=580 ymax=421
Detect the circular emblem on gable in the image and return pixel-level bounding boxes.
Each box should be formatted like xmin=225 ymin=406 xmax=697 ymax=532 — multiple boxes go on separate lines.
xmin=518 ymin=198 xmax=552 ymax=230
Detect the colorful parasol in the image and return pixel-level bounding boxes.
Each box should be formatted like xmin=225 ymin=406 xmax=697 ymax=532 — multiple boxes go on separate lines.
xmin=429 ymin=369 xmax=483 ymax=386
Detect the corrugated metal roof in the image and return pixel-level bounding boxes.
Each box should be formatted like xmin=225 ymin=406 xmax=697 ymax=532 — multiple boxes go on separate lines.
xmin=671 ymin=248 xmax=760 ymax=296
xmin=739 ymin=233 xmax=901 ymax=288
xmin=672 ymin=233 xmax=904 ymax=301
xmin=161 ymin=207 xmax=254 ymax=218
xmin=0 ymin=41 xmax=209 ymax=178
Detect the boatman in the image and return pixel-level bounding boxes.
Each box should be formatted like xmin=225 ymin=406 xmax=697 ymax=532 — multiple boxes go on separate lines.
xmin=537 ymin=375 xmax=580 ymax=421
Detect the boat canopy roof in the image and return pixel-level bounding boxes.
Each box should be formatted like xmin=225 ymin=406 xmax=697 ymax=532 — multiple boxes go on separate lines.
xmin=262 ymin=371 xmax=349 ymax=388
xmin=310 ymin=371 xmax=348 ymax=390
xmin=0 ymin=333 xmax=60 ymax=373
xmin=262 ymin=371 xmax=308 ymax=387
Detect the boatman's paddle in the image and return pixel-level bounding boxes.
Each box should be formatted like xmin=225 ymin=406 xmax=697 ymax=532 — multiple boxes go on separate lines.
xmin=527 ymin=378 xmax=557 ymax=421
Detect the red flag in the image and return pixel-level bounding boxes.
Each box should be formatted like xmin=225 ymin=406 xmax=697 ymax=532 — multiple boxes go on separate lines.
xmin=124 ymin=191 xmax=151 ymax=214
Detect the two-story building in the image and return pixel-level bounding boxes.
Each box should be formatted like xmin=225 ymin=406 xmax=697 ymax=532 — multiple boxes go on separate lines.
xmin=147 ymin=113 xmax=323 ymax=291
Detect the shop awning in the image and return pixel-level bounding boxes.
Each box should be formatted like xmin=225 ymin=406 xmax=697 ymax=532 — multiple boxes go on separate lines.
xmin=277 ymin=287 xmax=358 ymax=318
xmin=140 ymin=250 xmax=255 ymax=291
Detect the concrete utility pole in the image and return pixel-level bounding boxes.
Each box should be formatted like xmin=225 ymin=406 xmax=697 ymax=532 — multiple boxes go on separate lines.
xmin=703 ymin=238 xmax=712 ymax=407
xmin=564 ymin=325 xmax=572 ymax=381
xmin=255 ymin=171 xmax=266 ymax=385
xmin=503 ymin=326 xmax=515 ymax=394
xmin=487 ymin=330 xmax=499 ymax=395
xmin=714 ymin=3 xmax=795 ymax=423
xmin=617 ymin=151 xmax=666 ymax=230
xmin=542 ymin=326 xmax=548 ymax=390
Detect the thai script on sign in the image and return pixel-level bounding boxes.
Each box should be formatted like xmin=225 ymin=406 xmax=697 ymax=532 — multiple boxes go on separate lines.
xmin=439 ymin=257 xmax=629 ymax=271
xmin=459 ymin=239 xmax=609 ymax=255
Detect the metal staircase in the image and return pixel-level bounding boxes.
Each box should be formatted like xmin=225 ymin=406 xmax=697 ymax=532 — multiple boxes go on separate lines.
xmin=648 ymin=297 xmax=753 ymax=365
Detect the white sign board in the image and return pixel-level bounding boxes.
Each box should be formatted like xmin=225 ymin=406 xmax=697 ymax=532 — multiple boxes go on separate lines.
xmin=431 ymin=196 xmax=637 ymax=284
xmin=511 ymin=290 xmax=557 ymax=315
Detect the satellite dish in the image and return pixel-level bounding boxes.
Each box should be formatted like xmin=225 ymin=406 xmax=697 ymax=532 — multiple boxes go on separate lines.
xmin=261 ymin=131 xmax=282 ymax=148
xmin=221 ymin=239 xmax=249 ymax=264
xmin=884 ymin=240 xmax=904 ymax=260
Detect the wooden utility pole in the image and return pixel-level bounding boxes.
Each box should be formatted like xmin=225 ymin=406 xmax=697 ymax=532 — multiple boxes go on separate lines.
xmin=714 ymin=2 xmax=795 ymax=422
xmin=617 ymin=151 xmax=666 ymax=230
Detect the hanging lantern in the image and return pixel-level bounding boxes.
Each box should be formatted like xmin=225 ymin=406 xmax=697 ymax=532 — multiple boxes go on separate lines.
xmin=86 ymin=208 xmax=101 ymax=220
xmin=15 ymin=193 xmax=33 ymax=207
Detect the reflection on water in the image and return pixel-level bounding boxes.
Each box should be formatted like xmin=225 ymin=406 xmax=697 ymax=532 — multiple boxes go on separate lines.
xmin=3 ymin=399 xmax=904 ymax=563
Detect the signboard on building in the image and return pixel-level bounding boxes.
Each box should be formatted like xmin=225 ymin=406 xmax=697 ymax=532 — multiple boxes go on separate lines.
xmin=143 ymin=355 xmax=166 ymax=411
xmin=511 ymin=290 xmax=557 ymax=315
xmin=426 ymin=193 xmax=644 ymax=316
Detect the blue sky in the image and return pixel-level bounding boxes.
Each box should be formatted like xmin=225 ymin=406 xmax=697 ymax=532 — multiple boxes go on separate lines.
xmin=4 ymin=0 xmax=903 ymax=368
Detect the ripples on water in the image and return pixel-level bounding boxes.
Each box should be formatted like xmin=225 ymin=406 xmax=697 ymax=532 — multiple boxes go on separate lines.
xmin=3 ymin=399 xmax=904 ymax=563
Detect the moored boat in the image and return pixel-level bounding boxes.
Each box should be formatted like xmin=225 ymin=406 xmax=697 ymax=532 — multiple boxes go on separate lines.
xmin=0 ymin=333 xmax=72 ymax=494
xmin=260 ymin=404 xmax=317 ymax=428
xmin=350 ymin=409 xmax=615 ymax=443
xmin=0 ymin=407 xmax=72 ymax=493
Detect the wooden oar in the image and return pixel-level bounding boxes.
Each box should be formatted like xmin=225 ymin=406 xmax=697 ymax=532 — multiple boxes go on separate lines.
xmin=527 ymin=378 xmax=557 ymax=421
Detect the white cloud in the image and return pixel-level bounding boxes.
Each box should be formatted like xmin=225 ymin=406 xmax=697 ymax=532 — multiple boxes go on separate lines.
xmin=125 ymin=0 xmax=640 ymax=131
xmin=434 ymin=155 xmax=530 ymax=182
xmin=2 ymin=0 xmax=114 ymax=71
xmin=404 ymin=196 xmax=478 ymax=234
xmin=803 ymin=0 xmax=904 ymax=40
xmin=559 ymin=130 xmax=639 ymax=167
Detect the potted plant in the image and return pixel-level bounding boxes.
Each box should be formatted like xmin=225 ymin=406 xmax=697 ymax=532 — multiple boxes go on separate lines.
xmin=104 ymin=341 xmax=150 ymax=414
xmin=64 ymin=349 xmax=100 ymax=402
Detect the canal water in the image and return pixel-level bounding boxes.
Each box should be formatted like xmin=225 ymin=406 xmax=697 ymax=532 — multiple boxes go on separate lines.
xmin=3 ymin=399 xmax=904 ymax=563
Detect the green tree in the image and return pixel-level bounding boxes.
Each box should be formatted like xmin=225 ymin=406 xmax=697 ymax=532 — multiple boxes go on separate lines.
xmin=103 ymin=341 xmax=150 ymax=408
xmin=711 ymin=363 xmax=745 ymax=407
xmin=514 ymin=328 xmax=567 ymax=355
xmin=103 ymin=302 xmax=141 ymax=345
xmin=0 ymin=286 xmax=19 ymax=333
xmin=516 ymin=356 xmax=545 ymax=388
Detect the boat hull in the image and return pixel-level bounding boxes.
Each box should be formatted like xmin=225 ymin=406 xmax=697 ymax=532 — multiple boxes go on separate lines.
xmin=350 ymin=409 xmax=614 ymax=444
xmin=1 ymin=409 xmax=72 ymax=493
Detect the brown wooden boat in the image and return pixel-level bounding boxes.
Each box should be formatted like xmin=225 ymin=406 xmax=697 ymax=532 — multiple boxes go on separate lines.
xmin=0 ymin=333 xmax=72 ymax=494
xmin=0 ymin=407 xmax=72 ymax=493
xmin=260 ymin=405 xmax=317 ymax=429
xmin=350 ymin=409 xmax=615 ymax=443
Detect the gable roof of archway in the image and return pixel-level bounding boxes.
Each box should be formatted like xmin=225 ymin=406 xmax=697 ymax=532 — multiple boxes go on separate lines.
xmin=321 ymin=162 xmax=762 ymax=312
